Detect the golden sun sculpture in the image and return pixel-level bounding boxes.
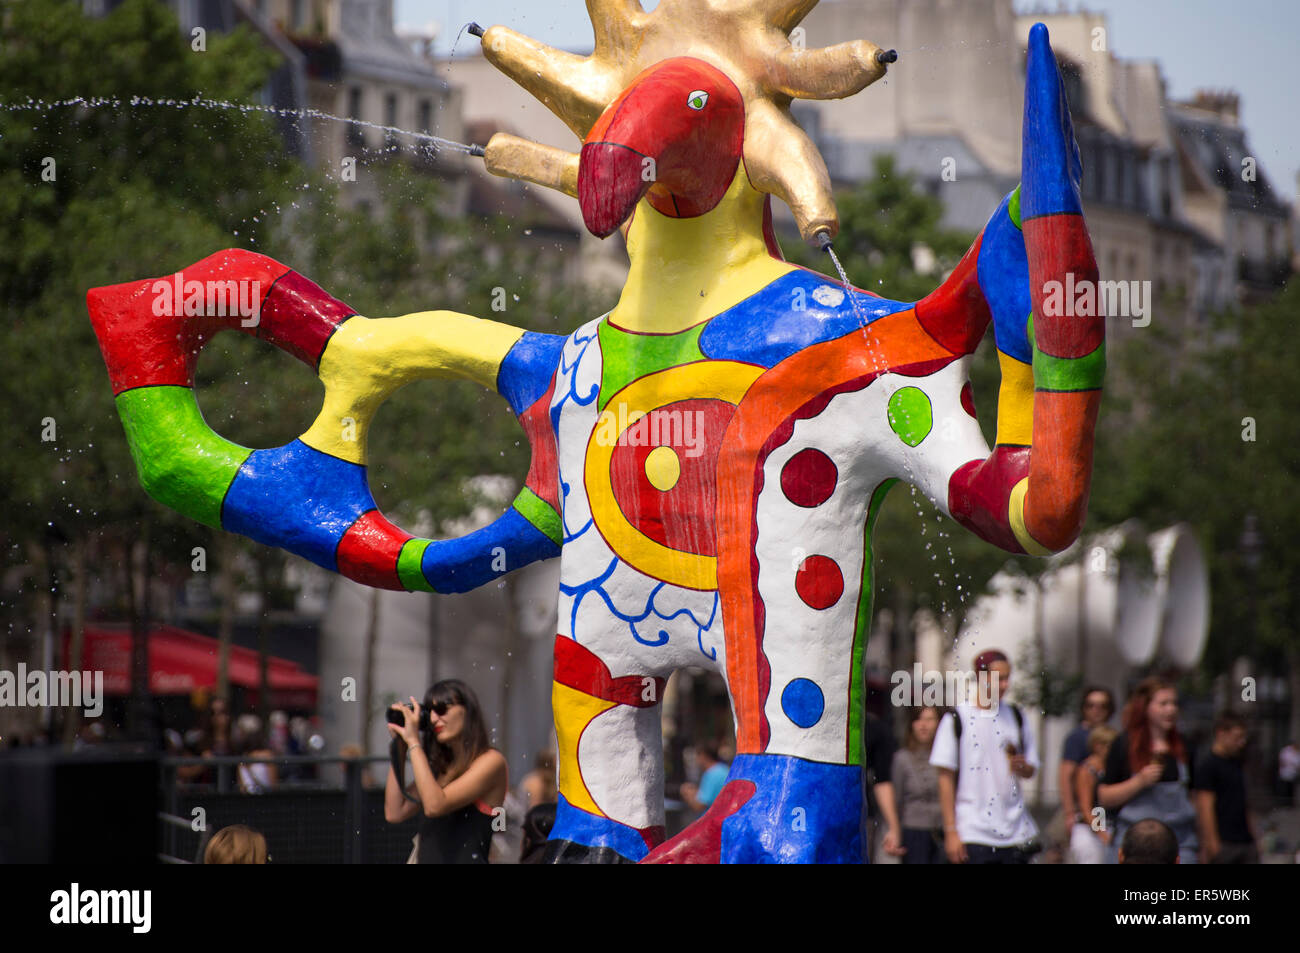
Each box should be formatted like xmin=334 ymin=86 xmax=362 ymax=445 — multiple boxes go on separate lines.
xmin=475 ymin=0 xmax=896 ymax=244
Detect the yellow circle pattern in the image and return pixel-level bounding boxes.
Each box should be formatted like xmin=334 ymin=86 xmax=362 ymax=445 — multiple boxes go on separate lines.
xmin=583 ymin=360 xmax=764 ymax=590
xmin=644 ymin=446 xmax=681 ymax=491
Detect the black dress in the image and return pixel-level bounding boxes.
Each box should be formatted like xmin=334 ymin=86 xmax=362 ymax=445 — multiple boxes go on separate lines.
xmin=417 ymin=801 xmax=495 ymax=864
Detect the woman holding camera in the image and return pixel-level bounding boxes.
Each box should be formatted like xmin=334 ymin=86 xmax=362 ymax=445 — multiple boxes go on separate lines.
xmin=384 ymin=679 xmax=509 ymax=864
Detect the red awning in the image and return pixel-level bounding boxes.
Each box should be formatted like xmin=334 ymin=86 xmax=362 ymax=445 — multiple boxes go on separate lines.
xmin=63 ymin=624 xmax=318 ymax=709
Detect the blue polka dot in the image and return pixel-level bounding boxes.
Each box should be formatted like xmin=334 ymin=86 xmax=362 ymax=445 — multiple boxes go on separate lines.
xmin=781 ymin=678 xmax=824 ymax=728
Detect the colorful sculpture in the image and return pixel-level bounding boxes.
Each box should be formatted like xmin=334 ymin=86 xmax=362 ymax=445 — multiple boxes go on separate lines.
xmin=86 ymin=1 xmax=1103 ymax=863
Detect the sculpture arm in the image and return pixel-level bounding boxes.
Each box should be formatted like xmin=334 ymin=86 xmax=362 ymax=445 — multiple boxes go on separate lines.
xmin=87 ymin=250 xmax=567 ymax=593
xmin=907 ymin=24 xmax=1103 ymax=557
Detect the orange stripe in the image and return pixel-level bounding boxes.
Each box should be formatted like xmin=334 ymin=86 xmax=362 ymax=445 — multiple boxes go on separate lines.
xmin=717 ymin=310 xmax=951 ymax=752
xmin=1023 ymin=389 xmax=1101 ymax=551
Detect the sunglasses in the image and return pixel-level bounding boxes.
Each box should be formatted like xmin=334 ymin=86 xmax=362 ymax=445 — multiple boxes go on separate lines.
xmin=429 ymin=701 xmax=456 ymax=717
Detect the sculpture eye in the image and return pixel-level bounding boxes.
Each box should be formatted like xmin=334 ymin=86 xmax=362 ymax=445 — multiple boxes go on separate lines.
xmin=687 ymin=90 xmax=708 ymax=110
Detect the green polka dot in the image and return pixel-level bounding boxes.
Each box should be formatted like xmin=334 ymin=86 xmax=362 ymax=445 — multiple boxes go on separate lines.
xmin=887 ymin=387 xmax=933 ymax=447
xmin=1008 ymin=185 xmax=1022 ymax=230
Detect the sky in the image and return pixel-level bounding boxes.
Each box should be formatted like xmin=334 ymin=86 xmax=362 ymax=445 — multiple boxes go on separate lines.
xmin=395 ymin=0 xmax=1300 ymax=199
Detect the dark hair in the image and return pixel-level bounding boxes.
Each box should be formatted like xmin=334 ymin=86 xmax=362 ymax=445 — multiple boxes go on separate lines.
xmin=973 ymin=650 xmax=1008 ymax=673
xmin=420 ymin=679 xmax=492 ymax=780
xmin=520 ymin=803 xmax=557 ymax=863
xmin=1214 ymin=710 xmax=1248 ymax=735
xmin=1119 ymin=818 xmax=1178 ymax=864
xmin=1123 ymin=677 xmax=1185 ymax=772
xmin=1080 ymin=685 xmax=1115 ymax=719
xmin=906 ymin=706 xmax=942 ymax=752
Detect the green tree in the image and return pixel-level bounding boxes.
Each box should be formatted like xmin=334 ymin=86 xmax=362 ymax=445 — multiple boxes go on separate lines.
xmin=0 ymin=0 xmax=604 ymax=741
xmin=1088 ymin=284 xmax=1300 ymax=728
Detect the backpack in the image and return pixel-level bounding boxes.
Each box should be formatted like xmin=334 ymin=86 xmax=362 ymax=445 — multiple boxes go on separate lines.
xmin=951 ymin=704 xmax=1024 ymax=779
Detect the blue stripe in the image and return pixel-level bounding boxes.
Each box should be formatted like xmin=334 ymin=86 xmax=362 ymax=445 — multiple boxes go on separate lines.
xmin=550 ymin=793 xmax=650 ymax=862
xmin=1021 ymin=22 xmax=1084 ymax=220
xmin=421 ymin=506 xmax=559 ymax=593
xmin=976 ymin=194 xmax=1033 ymax=365
xmin=719 ymin=754 xmax=865 ymax=863
xmin=699 ymin=270 xmax=910 ymax=369
xmin=496 ymin=331 xmax=565 ymax=415
xmin=221 ymin=439 xmax=373 ymax=572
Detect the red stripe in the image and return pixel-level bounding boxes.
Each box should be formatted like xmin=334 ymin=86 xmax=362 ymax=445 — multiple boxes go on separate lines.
xmin=259 ymin=269 xmax=356 ymax=367
xmin=947 ymin=445 xmax=1031 ymax=553
xmin=552 ymin=635 xmax=665 ymax=708
xmin=915 ymin=231 xmax=992 ymax=356
xmin=520 ymin=378 xmax=561 ymax=513
xmin=87 ymin=249 xmax=292 ymax=394
xmin=336 ymin=510 xmax=411 ymax=590
xmin=1024 ymin=213 xmax=1103 ymax=359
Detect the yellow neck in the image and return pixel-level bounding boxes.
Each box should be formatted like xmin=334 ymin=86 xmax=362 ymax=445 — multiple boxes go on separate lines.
xmin=608 ymin=166 xmax=795 ymax=334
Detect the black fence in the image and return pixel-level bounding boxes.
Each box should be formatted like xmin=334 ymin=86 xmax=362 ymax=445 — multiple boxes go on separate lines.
xmin=159 ymin=755 xmax=419 ymax=864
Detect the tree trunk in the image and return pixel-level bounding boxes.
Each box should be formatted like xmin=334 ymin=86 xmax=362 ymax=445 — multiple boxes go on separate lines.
xmin=126 ymin=524 xmax=154 ymax=744
xmin=361 ymin=586 xmax=381 ymax=755
xmin=60 ymin=537 xmax=88 ymax=748
xmin=1289 ymin=645 xmax=1300 ymax=753
xmin=255 ymin=553 xmax=275 ymax=722
xmin=215 ymin=536 xmax=236 ymax=706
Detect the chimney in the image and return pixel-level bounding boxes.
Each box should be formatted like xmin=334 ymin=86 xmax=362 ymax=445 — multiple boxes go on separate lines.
xmin=1190 ymin=89 xmax=1239 ymax=125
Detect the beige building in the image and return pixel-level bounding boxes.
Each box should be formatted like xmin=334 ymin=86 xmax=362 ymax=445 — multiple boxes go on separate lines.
xmin=793 ymin=0 xmax=1291 ymax=332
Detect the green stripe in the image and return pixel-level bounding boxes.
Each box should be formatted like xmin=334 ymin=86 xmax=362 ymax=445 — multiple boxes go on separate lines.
xmin=596 ymin=319 xmax=705 ymax=411
xmin=512 ymin=486 xmax=562 ymax=545
xmin=1008 ymin=185 xmax=1022 ymax=230
xmin=115 ymin=386 xmax=251 ymax=528
xmin=397 ymin=538 xmax=435 ymax=592
xmin=1029 ymin=313 xmax=1106 ymax=391
xmin=848 ymin=478 xmax=897 ymax=765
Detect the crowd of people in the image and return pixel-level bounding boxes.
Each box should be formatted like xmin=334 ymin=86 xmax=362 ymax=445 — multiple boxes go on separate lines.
xmin=862 ymin=649 xmax=1279 ymax=864
xmin=178 ymin=662 xmax=1295 ymax=864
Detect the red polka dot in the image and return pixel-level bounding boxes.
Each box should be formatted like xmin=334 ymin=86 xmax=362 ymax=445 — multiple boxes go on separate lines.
xmin=796 ymin=555 xmax=844 ymax=609
xmin=960 ymin=381 xmax=978 ymax=419
xmin=780 ymin=448 xmax=838 ymax=508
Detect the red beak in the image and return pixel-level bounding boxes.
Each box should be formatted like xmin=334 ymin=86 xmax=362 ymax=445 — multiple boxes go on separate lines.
xmin=579 ymin=142 xmax=653 ymax=238
xmin=575 ymin=58 xmax=745 ymax=239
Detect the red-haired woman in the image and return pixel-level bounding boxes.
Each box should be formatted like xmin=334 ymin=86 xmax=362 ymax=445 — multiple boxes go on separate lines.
xmin=1097 ymin=677 xmax=1198 ymax=863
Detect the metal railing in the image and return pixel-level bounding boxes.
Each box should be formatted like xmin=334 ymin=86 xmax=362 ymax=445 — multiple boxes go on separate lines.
xmin=160 ymin=755 xmax=418 ymax=864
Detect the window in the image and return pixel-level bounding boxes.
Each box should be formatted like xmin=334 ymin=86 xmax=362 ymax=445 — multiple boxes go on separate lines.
xmin=418 ymin=100 xmax=432 ymax=134
xmin=290 ymin=0 xmax=305 ymax=31
xmin=384 ymin=93 xmax=399 ymax=151
xmin=346 ymin=86 xmax=364 ymax=147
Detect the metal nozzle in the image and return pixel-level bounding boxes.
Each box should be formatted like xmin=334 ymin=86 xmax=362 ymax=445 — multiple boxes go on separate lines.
xmin=813 ymin=229 xmax=834 ymax=252
xmin=467 ymin=22 xmax=485 ymax=38
xmin=876 ymin=48 xmax=898 ymax=65
xmin=469 ymin=143 xmax=485 ymax=157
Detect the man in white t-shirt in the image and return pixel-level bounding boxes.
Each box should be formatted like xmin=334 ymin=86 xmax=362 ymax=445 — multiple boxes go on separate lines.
xmin=930 ymin=649 xmax=1040 ymax=864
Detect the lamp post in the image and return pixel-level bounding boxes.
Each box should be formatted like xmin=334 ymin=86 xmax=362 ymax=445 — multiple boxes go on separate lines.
xmin=1239 ymin=513 xmax=1262 ymax=672
xmin=1238 ymin=513 xmax=1265 ymax=790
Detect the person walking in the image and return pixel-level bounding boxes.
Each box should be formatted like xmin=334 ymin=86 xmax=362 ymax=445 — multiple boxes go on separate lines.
xmin=891 ymin=706 xmax=947 ymax=863
xmin=1058 ymin=686 xmax=1115 ymax=857
xmin=1192 ymin=711 xmax=1258 ymax=863
xmin=1069 ymin=725 xmax=1117 ymax=864
xmin=931 ymin=650 xmax=1040 ymax=864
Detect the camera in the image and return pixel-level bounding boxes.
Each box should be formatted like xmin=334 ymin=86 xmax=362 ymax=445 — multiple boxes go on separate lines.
xmin=386 ymin=704 xmax=431 ymax=734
